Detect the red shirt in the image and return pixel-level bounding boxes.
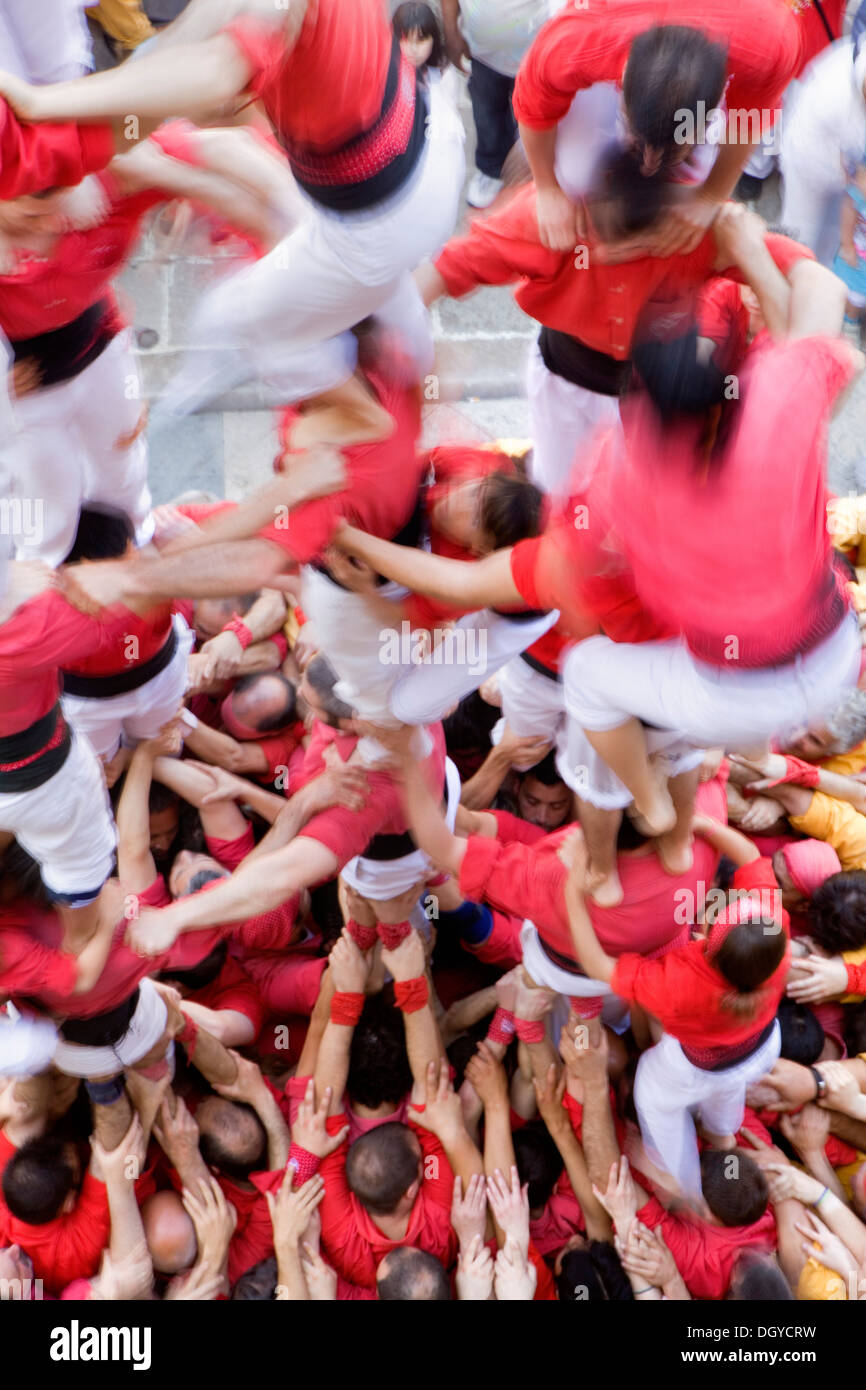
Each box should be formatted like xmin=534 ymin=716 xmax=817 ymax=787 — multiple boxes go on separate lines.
xmin=63 ymin=604 xmax=173 ymax=678
xmin=225 ymin=1 xmax=392 ymax=152
xmin=459 ymin=774 xmax=728 ymax=962
xmin=258 ymin=369 xmax=424 ymax=565
xmin=187 ymin=956 xmax=265 ymax=1037
xmin=634 ymin=1191 xmax=777 ymax=1299
xmin=0 ymin=927 xmax=77 ymax=999
xmin=512 ymin=0 xmax=801 ymax=130
xmin=0 ymin=1132 xmax=109 ymax=1296
xmin=0 ymin=107 xmax=113 ymax=201
xmin=318 ymin=1117 xmax=457 ymax=1288
xmin=204 ymin=826 xmax=302 ymax=953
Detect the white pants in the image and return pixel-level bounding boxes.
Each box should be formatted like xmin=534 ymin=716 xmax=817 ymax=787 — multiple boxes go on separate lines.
xmin=498 ymin=651 xmax=565 ymax=744
xmin=563 ymin=616 xmax=860 ymax=750
xmin=390 ymin=608 xmax=559 ymax=725
xmin=634 ymin=1022 xmax=782 ymax=1198
xmin=557 ymin=701 xmax=704 ymax=809
xmin=53 ymin=978 xmax=169 ymax=1078
xmin=341 ymin=759 xmax=461 ymax=898
xmin=0 ymin=0 xmax=90 ymax=82
xmin=156 ymin=79 xmax=465 ymax=415
xmin=526 ymin=341 xmax=621 ymax=497
xmin=520 ymin=921 xmax=629 ymax=1032
xmin=301 ymin=565 xmax=408 ymax=725
xmin=0 ymin=728 xmax=115 ymax=901
xmin=10 ymin=332 xmax=152 ymax=567
xmin=63 ymin=614 xmax=193 ymax=761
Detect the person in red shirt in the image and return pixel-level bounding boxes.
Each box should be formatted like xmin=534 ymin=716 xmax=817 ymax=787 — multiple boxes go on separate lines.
xmin=512 ymin=0 xmax=802 ymax=256
xmin=5 ymin=0 xmax=465 ymax=416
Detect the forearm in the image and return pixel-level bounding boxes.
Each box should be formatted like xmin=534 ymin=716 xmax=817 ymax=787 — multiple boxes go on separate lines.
xmin=73 ymin=915 xmax=120 ymax=994
xmin=404 ymin=1000 xmax=445 ymax=1094
xmin=518 ymin=125 xmax=559 ymax=191
xmin=185 ymin=722 xmax=266 ymax=776
xmin=296 ymin=967 xmax=335 ymax=1078
xmin=233 ymin=589 xmax=288 ymax=644
xmin=275 ymin=1246 xmax=309 ymax=1301
xmin=787 ymin=260 xmax=847 ymax=341
xmin=440 ymin=1127 xmax=486 ymax=1188
xmin=815 ymin=769 xmax=866 ymax=814
xmin=830 ymin=1110 xmax=866 ymax=1151
xmin=176 ymin=1002 xmax=253 ymax=1048
xmin=254 ymin=1089 xmax=291 ymax=1171
xmin=105 ymin=1177 xmax=149 ymax=1267
xmin=399 ymin=754 xmax=464 ymax=877
xmin=122 ymin=539 xmax=285 ymax=604
xmin=92 ymin=1093 xmax=134 ymax=1154
xmin=563 ymin=874 xmax=615 ymax=983
xmin=816 ymin=1189 xmax=866 ymax=1264
xmin=701 ymin=138 xmax=753 ymax=203
xmin=164 ymin=843 xmax=316 ymax=932
xmin=799 ymin=1147 xmax=847 ymax=1205
xmin=180 ymin=1014 xmax=239 ymax=1089
xmin=579 ymin=1078 xmax=620 ymax=1193
xmin=339 ymin=528 xmax=522 ymax=610
xmin=550 ymin=1124 xmax=611 ymax=1242
xmin=459 ymin=747 xmax=510 ymax=811
xmin=313 ymin=1019 xmax=353 ymax=1117
xmin=695 ymin=818 xmax=760 ymax=866
xmin=116 ymin=747 xmax=157 ymax=883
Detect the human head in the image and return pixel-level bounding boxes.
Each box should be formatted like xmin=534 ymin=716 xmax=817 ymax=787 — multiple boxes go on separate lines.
xmin=776 ymin=997 xmax=825 ymax=1066
xmin=347 ymin=995 xmax=413 ymax=1109
xmin=513 ymin=1124 xmax=564 ymax=1212
xmin=515 ymin=752 xmax=573 ymax=831
xmin=772 ymin=840 xmax=841 ymax=911
xmin=556 ymin=1239 xmax=634 ymax=1300
xmin=2 ymin=1135 xmax=78 ymax=1224
xmin=622 ymin=26 xmax=728 ymax=172
xmin=392 ymin=2 xmax=444 ymax=70
xmin=141 ymin=1190 xmax=197 ymax=1275
xmin=808 ymin=870 xmax=866 ymax=955
xmin=197 ymin=1096 xmax=268 ymax=1183
xmin=299 ymin=654 xmax=356 ymax=731
xmin=231 ymin=1256 xmax=278 ymax=1300
xmin=435 ymin=464 xmax=544 ymax=556
xmin=706 ymin=899 xmax=787 ymax=1014
xmin=63 ymin=505 xmax=135 ymax=564
xmin=700 ymin=1150 xmax=769 ymax=1227
xmin=729 ymin=1252 xmax=793 ymax=1300
xmin=221 ymin=671 xmax=298 ymax=739
xmin=585 ymin=143 xmax=673 ymax=245
xmin=148 ymin=781 xmax=181 ymax=864
xmin=192 ymin=593 xmax=257 ymax=646
xmin=345 ymin=1123 xmax=422 ymax=1216
xmin=168 ymin=849 xmax=228 ymax=900
xmin=376 ymin=1246 xmax=451 ymax=1299
xmin=785 ymin=689 xmax=866 ymax=762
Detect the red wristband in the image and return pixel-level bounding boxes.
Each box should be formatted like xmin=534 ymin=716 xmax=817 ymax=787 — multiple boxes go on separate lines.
xmin=394 ymin=976 xmax=429 ymax=1014
xmin=345 ymin=918 xmax=377 ymax=951
xmin=568 ymin=995 xmax=604 ymax=1020
xmin=514 ymin=1017 xmax=546 ymax=1044
xmin=293 ymin=606 xmax=307 ymax=628
xmin=784 ymin=756 xmax=821 ymax=789
xmin=378 ymin=920 xmax=411 ymax=951
xmin=330 ymin=991 xmax=365 ymax=1027
xmin=287 ymin=1144 xmax=320 ymax=1184
xmin=223 ymin=616 xmax=253 ymax=650
xmin=487 ymin=1006 xmax=516 ymax=1046
xmin=177 ymin=1014 xmax=199 ymax=1052
xmin=270 ymin=631 xmax=289 ymax=661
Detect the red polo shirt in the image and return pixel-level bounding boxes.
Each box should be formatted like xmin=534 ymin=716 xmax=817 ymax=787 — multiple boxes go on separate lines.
xmin=0 ymin=106 xmax=113 ymax=200
xmin=633 ymin=1191 xmax=777 ymax=1299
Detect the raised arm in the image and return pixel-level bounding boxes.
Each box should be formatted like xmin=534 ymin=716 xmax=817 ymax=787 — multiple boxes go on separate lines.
xmin=313 ymin=933 xmax=371 ymax=1116
xmin=336 ymin=527 xmax=524 ymax=612
xmin=562 ymin=838 xmax=616 ymax=984
xmin=382 ymin=929 xmax=445 ymax=1102
xmin=213 ymin=1052 xmax=290 ymax=1171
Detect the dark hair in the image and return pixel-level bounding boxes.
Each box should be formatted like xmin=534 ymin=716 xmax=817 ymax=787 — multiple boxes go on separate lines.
xmin=63 ymin=505 xmax=134 ymax=564
xmin=622 ymin=25 xmax=728 ymax=154
xmin=630 ymin=325 xmax=729 ymax=423
xmin=309 ymin=878 xmax=345 ymax=953
xmin=348 ymin=995 xmax=413 ymax=1109
xmin=0 ymin=841 xmax=51 ymax=905
xmin=588 ymin=143 xmax=672 ymax=239
xmin=513 ymin=1123 xmax=564 ymax=1210
xmin=616 ymin=812 xmax=650 ymax=853
xmin=711 ymin=914 xmax=787 ymax=1012
xmin=148 ymin=782 xmax=180 ymax=816
xmin=186 ymin=867 xmax=227 ymax=897
xmin=231 ymin=1256 xmax=278 ymax=1300
xmin=519 ymin=749 xmax=566 ymax=788
xmin=833 ymin=549 xmax=859 ymax=587
xmin=158 ymin=941 xmax=227 ymax=993
xmin=777 ymin=997 xmax=825 ymax=1066
xmin=345 ymin=1123 xmax=421 ymax=1215
xmin=377 ymin=1245 xmax=451 ymax=1300
xmin=808 ymin=871 xmax=866 ymax=954
xmin=2 ymin=1135 xmax=78 ymax=1224
xmin=845 ymin=1001 xmax=866 ymax=1058
xmin=732 ymin=1252 xmax=794 ymax=1301
xmin=198 ymin=1099 xmax=267 ymax=1183
xmin=557 ymin=1241 xmax=634 ymax=1301
xmin=442 ymin=690 xmax=500 ymax=777
xmin=700 ymin=1149 xmax=768 ymax=1228
xmin=477 ymin=471 xmax=544 ymax=550
xmin=304 ymin=654 xmax=355 ymax=725
xmin=232 ymin=671 xmax=298 ymax=733
xmin=392 ymin=2 xmax=445 ymax=69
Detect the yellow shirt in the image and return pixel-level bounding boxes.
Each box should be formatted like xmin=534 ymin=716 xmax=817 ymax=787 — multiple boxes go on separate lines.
xmin=822 ymin=737 xmax=866 ymax=778
xmin=789 ymin=792 xmax=866 ymax=872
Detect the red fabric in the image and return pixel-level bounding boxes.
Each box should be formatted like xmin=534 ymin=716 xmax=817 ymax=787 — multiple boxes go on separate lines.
xmin=0 ymin=107 xmax=113 ymax=201
xmin=223 ymin=618 xmax=253 ymax=650
xmin=729 ymin=856 xmax=786 ymax=926
xmin=0 ymin=928 xmax=77 ymax=998
xmin=259 ymin=369 xmax=423 ymax=564
xmin=287 ymin=1144 xmax=321 ymax=1184
xmin=0 ymin=1169 xmax=109 ymax=1296
xmin=512 ymin=0 xmax=801 ymax=130
xmin=487 ymin=1006 xmax=516 ymax=1045
xmin=205 ymin=828 xmax=301 ymax=952
xmin=225 ymin=0 xmax=392 ymax=153
xmin=846 ymin=960 xmax=866 ymax=996
xmin=514 ymin=1016 xmax=546 ymax=1043
xmin=634 ymin=1192 xmax=776 ymax=1299
xmin=330 ymin=990 xmax=365 ymax=1026
xmin=459 ymin=774 xmax=727 ymax=963
xmin=462 ymin=908 xmax=523 ymax=969
xmin=243 ymin=948 xmax=326 ymax=1016
xmin=781 ymin=757 xmax=822 ymax=789
xmin=177 ymin=1013 xmax=199 ymax=1052
xmin=377 ymin=920 xmax=411 ymax=951
xmin=795 ymin=0 xmax=846 ymax=72
xmin=345 ymin=918 xmax=378 ymax=951
xmin=318 ymin=1115 xmax=457 ymax=1288
xmin=393 ymin=976 xmax=429 ymax=1014
xmin=63 ymin=604 xmax=173 ymax=678
xmin=187 ymin=956 xmax=265 ymax=1036
xmin=530 ymin=1172 xmax=584 ymax=1257
xmin=695 ymin=275 xmax=750 ymax=374
xmin=216 ymin=1171 xmax=279 ymax=1286
xmin=781 ymin=838 xmax=842 ymax=900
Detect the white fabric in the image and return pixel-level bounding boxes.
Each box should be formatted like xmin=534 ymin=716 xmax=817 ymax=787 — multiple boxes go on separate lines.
xmin=498 ymin=649 xmax=566 ymax=744
xmin=0 ymin=0 xmax=90 ymax=82
xmin=63 ymin=614 xmax=194 ymax=761
xmin=53 ymin=978 xmax=169 ymax=1078
xmin=520 ymin=918 xmax=612 ymax=997
xmin=563 ymin=615 xmax=860 ymax=750
xmin=0 ymin=1007 xmax=60 ymax=1077
xmin=634 ymin=1021 xmax=782 ymax=1199
xmin=557 ymin=714 xmax=703 ymax=809
xmin=300 ymin=565 xmax=407 ymax=727
xmin=340 ymin=757 xmax=462 ymax=900
xmin=525 ymin=340 xmax=620 ymax=496
xmin=458 ymin=0 xmax=550 ymax=76
xmin=390 ymin=607 xmax=558 ymax=724
xmin=0 ymin=728 xmax=115 ymax=899
xmin=10 ymin=332 xmax=152 ymax=567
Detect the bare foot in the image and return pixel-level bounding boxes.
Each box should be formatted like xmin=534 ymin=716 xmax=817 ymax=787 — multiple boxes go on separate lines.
xmin=630 ymin=783 xmax=676 ymax=837
xmin=655 ymin=831 xmax=694 ymax=877
xmin=584 ymin=862 xmax=624 ymax=908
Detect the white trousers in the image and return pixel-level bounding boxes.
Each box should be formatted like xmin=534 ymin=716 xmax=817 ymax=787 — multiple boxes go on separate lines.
xmin=634 ymin=1022 xmax=782 ymax=1198
xmin=10 ymin=331 xmax=152 ymax=567
xmin=53 ymin=978 xmax=169 ymax=1078
xmin=341 ymin=758 xmax=461 ymax=899
xmin=563 ymin=616 xmax=860 ymax=750
xmin=526 ymin=341 xmax=620 ymax=497
xmin=62 ymin=614 xmax=194 ymax=760
xmin=0 ymin=728 xmax=115 ymax=900
xmin=498 ymin=651 xmax=565 ymax=741
xmin=557 ymin=697 xmax=704 ymax=809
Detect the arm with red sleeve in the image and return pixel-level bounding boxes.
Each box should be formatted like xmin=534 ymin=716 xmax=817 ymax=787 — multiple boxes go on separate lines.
xmin=0 ymin=592 xmax=147 ymax=682
xmin=432 ymin=185 xmax=564 ymax=300
xmin=0 ymin=102 xmax=114 ymax=198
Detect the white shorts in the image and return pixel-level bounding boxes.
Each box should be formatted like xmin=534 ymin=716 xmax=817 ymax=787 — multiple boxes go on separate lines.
xmin=634 ymin=1021 xmax=782 ymax=1198
xmin=0 ymin=728 xmax=115 ymax=901
xmin=0 ymin=0 xmax=90 ymax=82
xmin=563 ymin=616 xmax=860 ymax=751
xmin=526 ymin=340 xmax=621 ymax=497
xmin=10 ymin=332 xmax=153 ymax=567
xmin=557 ymin=715 xmax=703 ymax=809
xmin=341 ymin=759 xmax=462 ymax=899
xmin=63 ymin=614 xmax=194 ymax=761
xmin=301 ymin=565 xmax=408 ymax=726
xmin=53 ymin=978 xmax=169 ymax=1079
xmin=497 ymin=651 xmax=566 ymax=754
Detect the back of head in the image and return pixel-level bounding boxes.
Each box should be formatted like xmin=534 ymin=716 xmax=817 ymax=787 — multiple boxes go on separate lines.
xmin=305 ymin=653 xmax=355 ymax=726
xmin=231 ymin=671 xmax=298 ymax=733
xmin=808 ymin=870 xmax=866 ymax=954
xmin=197 ymin=1097 xmax=267 ymax=1183
xmin=158 ymin=941 xmax=227 ymax=993
xmin=557 ymin=1241 xmax=634 ymax=1301
xmin=513 ymin=1124 xmax=564 ymax=1210
xmin=777 ymin=997 xmax=824 ymax=1066
xmin=141 ymin=1190 xmax=198 ymax=1275
xmin=623 ymin=25 xmax=728 ymax=155
xmin=2 ymin=1135 xmax=77 ymax=1225
xmin=845 ymin=1000 xmax=866 ymax=1059
xmin=347 ymin=994 xmax=413 ymax=1109
xmin=231 ymin=1256 xmax=278 ymax=1300
xmin=63 ymin=505 xmax=134 ymax=564
xmin=825 ymin=687 xmax=866 ymax=756
xmin=587 ymin=142 xmax=672 ymax=242
xmin=630 ymin=323 xmax=729 ymax=427
xmin=709 ymin=902 xmax=787 ymax=1019
xmin=477 ymin=471 xmax=544 ymax=550
xmin=377 ymin=1246 xmax=451 ymax=1300
xmin=700 ymin=1150 xmax=768 ymax=1227
xmin=345 ymin=1122 xmax=421 ymax=1216
xmin=731 ymin=1252 xmax=794 ymax=1301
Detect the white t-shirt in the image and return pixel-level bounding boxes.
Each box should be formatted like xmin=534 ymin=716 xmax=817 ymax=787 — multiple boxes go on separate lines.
xmin=458 ymin=0 xmax=557 ymax=78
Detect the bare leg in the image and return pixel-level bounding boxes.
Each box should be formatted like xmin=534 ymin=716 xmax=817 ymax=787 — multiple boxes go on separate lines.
xmin=655 ymin=766 xmax=699 ymax=877
xmin=576 ymin=798 xmax=624 ymax=908
xmin=582 ymin=719 xmax=676 ymax=836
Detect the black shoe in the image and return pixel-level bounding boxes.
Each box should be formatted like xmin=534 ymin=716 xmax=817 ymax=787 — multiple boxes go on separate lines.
xmin=734 ymin=173 xmax=764 ymax=202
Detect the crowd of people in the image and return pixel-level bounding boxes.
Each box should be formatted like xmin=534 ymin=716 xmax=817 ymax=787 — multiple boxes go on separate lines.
xmin=2 ymin=0 xmax=866 ymax=1305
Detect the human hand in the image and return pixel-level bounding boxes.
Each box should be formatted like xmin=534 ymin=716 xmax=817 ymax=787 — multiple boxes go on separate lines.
xmin=455 ymin=1234 xmax=494 ymax=1301
xmin=493 ymin=1236 xmax=537 ymax=1301
xmin=728 ymin=751 xmax=788 ymax=788
xmin=738 ymin=795 xmax=785 ymax=834
xmin=497 ymin=724 xmax=552 ymax=769
xmin=291 ymin=1078 xmax=348 ymax=1158
xmin=761 ymin=1160 xmax=825 ymax=1207
xmin=328 ymin=930 xmax=371 ymax=995
xmin=698 ymin=748 xmax=724 ymax=783
xmin=58 ymin=559 xmax=128 ymax=616
xmin=266 ymin=1169 xmax=325 ymax=1254
xmin=592 ymin=1155 xmax=642 ymax=1233
xmin=192 ymin=763 xmax=251 ymax=806
xmin=182 ymin=1176 xmax=237 ymax=1277
xmin=815 ymin=1060 xmax=865 ymax=1116
xmin=744 ymin=1058 xmax=818 ymax=1114
xmin=163 ymin=1260 xmax=223 ymax=1301
xmin=90 ymin=1113 xmax=146 ymax=1187
xmin=796 ymin=1209 xmax=858 ymax=1281
xmin=787 ymin=954 xmax=848 ymax=1004
xmin=375 ymin=880 xmax=427 ymax=927
xmin=213 ymin=1051 xmax=268 ymax=1107
xmin=532 ymin=1062 xmax=569 ymax=1138
xmin=408 ymin=1058 xmax=464 ymax=1145
xmin=342 ymin=882 xmax=377 ymax=932
xmin=89 ymin=1243 xmax=154 ymax=1302
xmin=450 ymin=1172 xmax=488 ymax=1251
xmin=197 ymin=630 xmax=245 ymax=684
xmin=380 ymin=926 xmax=427 ymax=983
xmin=310 ymin=752 xmax=369 ymax=815
xmin=443 ymin=22 xmax=470 ymax=73
xmin=300 ymin=1242 xmax=338 ymax=1300
xmin=616 ymin=1218 xmax=678 ymax=1291
xmin=559 ymin=1011 xmax=609 ymax=1084
xmin=464 ymin=1042 xmax=510 ymax=1109
xmin=124 ymin=904 xmax=182 ymax=957
xmin=292 ymin=620 xmax=318 ymax=670
xmin=494 ymin=966 xmax=521 ymax=1016
xmin=486 ymin=1166 xmax=530 ymax=1258
xmin=152 ymin=1095 xmax=201 ymax=1173
xmin=140 ymin=715 xmax=185 ymax=761
xmin=281 ymin=444 xmax=346 ymax=506
xmin=536 ymin=183 xmax=583 ymax=252
xmin=779 ymin=1103 xmax=831 ymax=1159
xmin=513 ymin=971 xmax=556 ymax=1024
xmin=645 ymin=188 xmax=721 ymax=258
